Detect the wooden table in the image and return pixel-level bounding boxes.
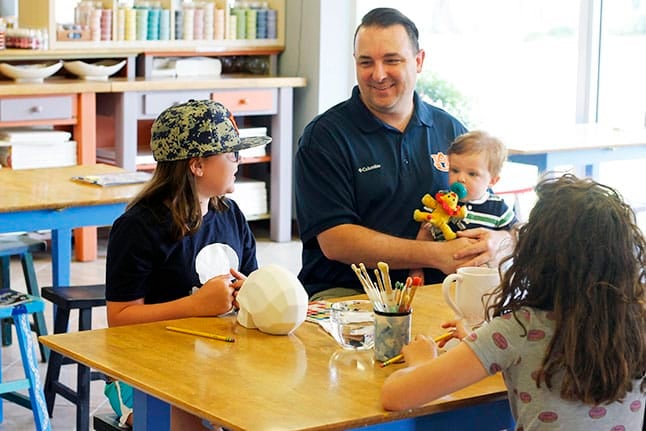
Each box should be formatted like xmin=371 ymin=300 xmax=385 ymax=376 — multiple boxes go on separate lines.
xmin=0 ymin=164 xmax=142 ymax=287
xmin=505 ymin=123 xmax=646 ymax=178
xmin=39 ymin=285 xmax=511 ymax=431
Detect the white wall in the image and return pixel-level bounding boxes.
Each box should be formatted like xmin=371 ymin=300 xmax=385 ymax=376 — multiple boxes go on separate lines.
xmin=0 ymin=0 xmax=16 ymax=16
xmin=281 ymin=0 xmax=356 ymax=151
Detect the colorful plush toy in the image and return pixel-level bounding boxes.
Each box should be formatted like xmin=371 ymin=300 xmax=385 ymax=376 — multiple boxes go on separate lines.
xmin=413 ymin=182 xmax=468 ymax=240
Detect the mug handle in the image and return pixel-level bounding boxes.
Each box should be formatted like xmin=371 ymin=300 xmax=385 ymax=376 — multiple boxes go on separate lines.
xmin=442 ymin=274 xmax=463 ymax=318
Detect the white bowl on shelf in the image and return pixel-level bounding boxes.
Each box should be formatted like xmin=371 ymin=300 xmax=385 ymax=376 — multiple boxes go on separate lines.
xmin=0 ymin=61 xmax=63 ymax=83
xmin=63 ymin=59 xmax=126 ymax=80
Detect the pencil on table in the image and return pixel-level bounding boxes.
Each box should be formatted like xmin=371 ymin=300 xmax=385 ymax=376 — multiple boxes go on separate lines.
xmin=165 ymin=326 xmax=235 ymax=342
xmin=379 ymin=332 xmax=455 ymax=368
xmin=379 ymin=353 xmax=404 ymax=368
xmin=433 ymin=331 xmax=454 ymax=344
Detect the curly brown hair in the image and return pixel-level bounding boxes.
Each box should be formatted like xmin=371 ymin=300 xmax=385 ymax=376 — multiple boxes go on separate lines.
xmin=488 ymin=173 xmax=645 ymax=404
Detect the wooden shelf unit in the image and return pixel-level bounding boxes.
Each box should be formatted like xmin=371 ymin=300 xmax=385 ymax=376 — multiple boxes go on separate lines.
xmin=5 ymin=0 xmax=300 ymax=242
xmin=95 ymin=75 xmax=304 ymax=241
xmin=17 ymin=0 xmax=285 ymax=52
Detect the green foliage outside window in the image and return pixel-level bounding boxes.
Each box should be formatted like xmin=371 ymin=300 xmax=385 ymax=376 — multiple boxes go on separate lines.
xmin=416 ymin=71 xmax=473 ymax=127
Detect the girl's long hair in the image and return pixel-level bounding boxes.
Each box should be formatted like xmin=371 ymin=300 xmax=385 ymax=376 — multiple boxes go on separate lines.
xmin=488 ymin=174 xmax=645 ymax=404
xmin=127 ymin=160 xmax=227 ymax=240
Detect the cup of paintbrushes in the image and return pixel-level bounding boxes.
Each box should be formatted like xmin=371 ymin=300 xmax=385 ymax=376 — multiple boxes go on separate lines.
xmin=373 ymin=308 xmax=412 ymax=362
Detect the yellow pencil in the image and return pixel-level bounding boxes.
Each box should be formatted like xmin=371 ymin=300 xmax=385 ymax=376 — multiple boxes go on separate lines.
xmin=379 ymin=332 xmax=454 ymax=368
xmin=165 ymin=326 xmax=235 ymax=343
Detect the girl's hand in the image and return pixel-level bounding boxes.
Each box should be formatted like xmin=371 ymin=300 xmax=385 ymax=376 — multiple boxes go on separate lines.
xmin=436 ymin=319 xmax=470 ymax=348
xmin=193 ymin=274 xmax=235 ymax=316
xmin=401 ymin=334 xmax=437 ymax=367
xmin=229 ymin=268 xmax=247 ymax=309
xmin=229 ymin=267 xmax=246 ymax=289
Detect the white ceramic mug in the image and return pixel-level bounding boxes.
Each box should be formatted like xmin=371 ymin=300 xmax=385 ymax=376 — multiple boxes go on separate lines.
xmin=442 ymin=267 xmax=500 ymax=327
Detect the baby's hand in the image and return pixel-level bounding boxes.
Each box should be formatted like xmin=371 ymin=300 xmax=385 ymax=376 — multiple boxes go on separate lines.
xmin=193 ymin=274 xmax=235 ymax=316
xmin=401 ymin=334 xmax=437 ymax=367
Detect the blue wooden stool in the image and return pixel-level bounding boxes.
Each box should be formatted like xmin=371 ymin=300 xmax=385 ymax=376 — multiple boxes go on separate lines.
xmin=0 ymin=296 xmax=51 ymax=431
xmin=42 ymin=284 xmax=108 ymax=431
xmin=0 ymin=234 xmax=50 ymax=362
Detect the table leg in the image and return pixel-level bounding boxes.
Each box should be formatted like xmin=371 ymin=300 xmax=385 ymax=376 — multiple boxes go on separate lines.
xmin=133 ymin=389 xmax=171 ymax=431
xmin=51 ymin=229 xmax=72 ymax=288
xmin=73 ymin=227 xmax=98 ymax=262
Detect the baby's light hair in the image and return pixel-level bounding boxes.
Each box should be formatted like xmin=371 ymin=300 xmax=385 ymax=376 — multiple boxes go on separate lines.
xmin=448 ymin=130 xmax=507 ymax=177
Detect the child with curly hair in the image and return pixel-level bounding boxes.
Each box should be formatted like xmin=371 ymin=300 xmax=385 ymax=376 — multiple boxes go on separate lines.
xmin=383 ymin=174 xmax=645 ymax=430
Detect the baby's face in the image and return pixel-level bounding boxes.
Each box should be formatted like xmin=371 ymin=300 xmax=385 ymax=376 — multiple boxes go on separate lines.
xmin=448 ymin=152 xmax=497 ymax=202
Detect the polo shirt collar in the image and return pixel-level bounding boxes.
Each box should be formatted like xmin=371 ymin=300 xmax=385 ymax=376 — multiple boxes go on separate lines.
xmin=349 ymin=86 xmax=434 ymax=133
xmin=414 ymin=91 xmax=434 ymax=128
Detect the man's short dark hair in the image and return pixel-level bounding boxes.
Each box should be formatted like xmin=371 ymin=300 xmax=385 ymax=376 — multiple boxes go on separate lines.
xmin=354 ymin=8 xmax=420 ymax=53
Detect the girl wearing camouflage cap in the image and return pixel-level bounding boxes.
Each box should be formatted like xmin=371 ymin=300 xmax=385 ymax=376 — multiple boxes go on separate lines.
xmin=104 ymin=100 xmax=270 ymax=429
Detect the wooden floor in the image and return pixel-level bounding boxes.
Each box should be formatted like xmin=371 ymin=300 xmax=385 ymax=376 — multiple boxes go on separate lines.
xmin=0 ymin=222 xmax=302 ymax=431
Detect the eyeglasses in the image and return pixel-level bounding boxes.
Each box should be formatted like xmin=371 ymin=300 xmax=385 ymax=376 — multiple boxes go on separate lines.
xmin=224 ymin=151 xmax=241 ymax=163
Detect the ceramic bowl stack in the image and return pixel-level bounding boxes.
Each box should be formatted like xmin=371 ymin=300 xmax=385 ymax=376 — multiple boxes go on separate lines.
xmin=0 ymin=61 xmax=63 ymax=83
xmin=63 ymin=59 xmax=126 ymax=80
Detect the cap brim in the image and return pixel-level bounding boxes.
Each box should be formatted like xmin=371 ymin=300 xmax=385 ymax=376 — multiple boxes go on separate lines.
xmin=238 ymin=135 xmax=272 ymax=151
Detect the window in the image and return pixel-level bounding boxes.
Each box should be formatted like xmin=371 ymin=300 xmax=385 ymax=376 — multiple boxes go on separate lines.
xmin=355 ymin=0 xmax=646 ymax=210
xmin=597 ymin=0 xmax=646 ymax=128
xmin=356 ymin=0 xmax=581 ymax=131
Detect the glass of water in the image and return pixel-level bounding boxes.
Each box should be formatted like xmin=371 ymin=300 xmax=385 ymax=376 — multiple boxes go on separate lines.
xmin=330 ymin=300 xmax=375 ymax=350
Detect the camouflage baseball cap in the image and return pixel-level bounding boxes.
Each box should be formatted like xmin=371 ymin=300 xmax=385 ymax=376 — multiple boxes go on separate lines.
xmin=150 ymin=99 xmax=271 ymax=162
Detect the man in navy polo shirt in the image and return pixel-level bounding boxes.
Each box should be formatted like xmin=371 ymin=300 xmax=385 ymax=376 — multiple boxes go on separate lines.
xmin=295 ymin=8 xmax=513 ymax=299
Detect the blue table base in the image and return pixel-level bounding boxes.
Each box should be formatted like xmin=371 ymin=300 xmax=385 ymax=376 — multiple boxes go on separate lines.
xmin=132 ymin=390 xmax=512 ymax=431
xmin=361 ymin=398 xmax=513 ymax=431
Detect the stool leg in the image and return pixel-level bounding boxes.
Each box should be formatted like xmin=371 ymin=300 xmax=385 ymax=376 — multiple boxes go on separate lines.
xmin=14 ymin=311 xmax=52 ymax=431
xmin=0 ymin=257 xmax=12 ymax=347
xmin=21 ymin=252 xmax=49 ymax=362
xmin=0 ymin=332 xmax=3 ymax=422
xmin=44 ymin=307 xmax=70 ymax=416
xmin=1 ymin=318 xmax=12 ymax=347
xmin=0 ymin=255 xmax=9 ymax=288
xmin=43 ymin=351 xmax=65 ymax=417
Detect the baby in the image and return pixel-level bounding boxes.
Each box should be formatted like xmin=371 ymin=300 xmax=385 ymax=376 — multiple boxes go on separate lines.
xmin=411 ymin=130 xmax=517 ymax=283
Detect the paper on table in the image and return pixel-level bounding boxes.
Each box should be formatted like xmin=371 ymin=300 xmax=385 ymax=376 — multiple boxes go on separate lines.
xmin=306 ymin=301 xmax=335 ymax=338
xmin=71 ymin=171 xmax=152 ymax=187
